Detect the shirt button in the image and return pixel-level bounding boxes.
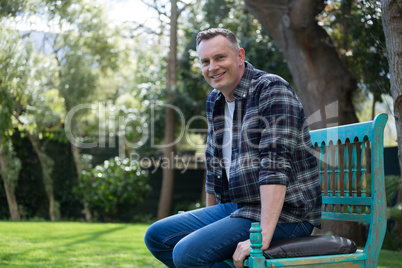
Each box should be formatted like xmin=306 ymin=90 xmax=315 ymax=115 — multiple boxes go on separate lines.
xmin=217 ymin=176 xmax=221 ymax=180
xmin=216 ymin=194 xmax=221 ymax=198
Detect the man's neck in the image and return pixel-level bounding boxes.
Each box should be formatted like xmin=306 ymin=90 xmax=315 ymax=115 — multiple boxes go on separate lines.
xmin=222 ymin=65 xmax=245 ymax=102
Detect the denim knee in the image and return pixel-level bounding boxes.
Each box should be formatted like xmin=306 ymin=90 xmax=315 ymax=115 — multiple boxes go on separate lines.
xmin=144 ymin=221 xmax=166 ymax=252
xmin=172 ymin=238 xmax=200 ymax=268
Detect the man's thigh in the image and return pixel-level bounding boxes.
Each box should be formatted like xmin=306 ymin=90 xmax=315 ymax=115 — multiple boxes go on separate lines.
xmin=147 ymin=203 xmax=238 ymax=248
xmin=172 ymin=215 xmax=253 ymax=266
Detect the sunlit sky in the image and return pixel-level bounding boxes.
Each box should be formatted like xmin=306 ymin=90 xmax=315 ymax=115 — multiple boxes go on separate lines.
xmin=106 ymin=0 xmax=158 ymax=26
xmin=9 ymin=0 xmax=159 ymax=32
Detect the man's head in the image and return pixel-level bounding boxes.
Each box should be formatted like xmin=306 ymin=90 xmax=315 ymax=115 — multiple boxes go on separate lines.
xmin=196 ymin=28 xmax=240 ymax=52
xmin=196 ymin=28 xmax=245 ymax=101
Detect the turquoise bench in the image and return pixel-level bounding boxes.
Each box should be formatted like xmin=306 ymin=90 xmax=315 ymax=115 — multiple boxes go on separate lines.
xmin=243 ymin=113 xmax=388 ymax=268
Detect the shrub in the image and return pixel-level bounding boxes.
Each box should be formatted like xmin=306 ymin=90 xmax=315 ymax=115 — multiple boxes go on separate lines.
xmin=76 ymin=157 xmax=151 ymax=221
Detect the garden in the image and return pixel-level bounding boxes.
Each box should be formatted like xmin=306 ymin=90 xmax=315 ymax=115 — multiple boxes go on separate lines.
xmin=1 ymin=0 xmax=401 ymax=267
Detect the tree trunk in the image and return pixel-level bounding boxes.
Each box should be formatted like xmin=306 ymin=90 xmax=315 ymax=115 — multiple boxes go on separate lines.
xmin=381 ymin=0 xmax=402 ymax=235
xmin=69 ymin=122 xmax=92 ymax=221
xmin=48 ymin=192 xmax=55 ymax=222
xmin=372 ymin=95 xmax=377 ymax=120
xmin=0 ymin=145 xmax=21 ymax=221
xmin=26 ymin=132 xmax=56 ymax=221
xmin=244 ymin=0 xmax=359 ymax=129
xmin=157 ymin=0 xmax=179 ymax=219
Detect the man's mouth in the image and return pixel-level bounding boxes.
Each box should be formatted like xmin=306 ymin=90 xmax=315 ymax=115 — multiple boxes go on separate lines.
xmin=211 ymin=72 xmax=226 ymax=79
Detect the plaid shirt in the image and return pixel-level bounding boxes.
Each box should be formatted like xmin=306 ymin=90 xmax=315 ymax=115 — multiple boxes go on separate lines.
xmin=205 ymin=62 xmax=322 ymax=227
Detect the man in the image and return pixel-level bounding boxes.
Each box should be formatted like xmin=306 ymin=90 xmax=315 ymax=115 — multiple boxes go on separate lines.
xmin=144 ymin=28 xmax=321 ymax=268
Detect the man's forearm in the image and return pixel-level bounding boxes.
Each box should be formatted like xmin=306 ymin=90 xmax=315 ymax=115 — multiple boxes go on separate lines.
xmin=206 ymin=193 xmax=217 ymax=207
xmin=260 ymin=184 xmax=286 ymax=250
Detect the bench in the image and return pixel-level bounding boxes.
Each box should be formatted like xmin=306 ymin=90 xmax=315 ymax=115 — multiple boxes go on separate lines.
xmin=242 ymin=113 xmax=389 ymax=268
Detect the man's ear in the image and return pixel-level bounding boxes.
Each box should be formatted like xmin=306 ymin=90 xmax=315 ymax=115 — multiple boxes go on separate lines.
xmin=238 ymin=48 xmax=245 ymax=65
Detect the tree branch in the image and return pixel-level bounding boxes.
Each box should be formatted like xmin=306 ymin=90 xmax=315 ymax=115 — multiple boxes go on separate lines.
xmin=177 ymin=0 xmax=197 ymax=17
xmin=140 ymin=0 xmax=169 ymax=20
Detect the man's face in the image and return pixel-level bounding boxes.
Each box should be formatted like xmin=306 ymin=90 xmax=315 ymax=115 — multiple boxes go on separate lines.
xmin=197 ymin=35 xmax=245 ymax=97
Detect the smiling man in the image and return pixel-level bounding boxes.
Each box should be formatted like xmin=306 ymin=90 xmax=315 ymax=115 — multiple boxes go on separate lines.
xmin=144 ymin=28 xmax=322 ymax=268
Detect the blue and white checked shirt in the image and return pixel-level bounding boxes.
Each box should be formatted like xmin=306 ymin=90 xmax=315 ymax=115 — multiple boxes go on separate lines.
xmin=205 ymin=62 xmax=322 ymax=227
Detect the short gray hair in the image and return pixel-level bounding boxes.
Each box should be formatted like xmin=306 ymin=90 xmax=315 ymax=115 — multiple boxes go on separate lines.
xmin=196 ymin=28 xmax=240 ymax=51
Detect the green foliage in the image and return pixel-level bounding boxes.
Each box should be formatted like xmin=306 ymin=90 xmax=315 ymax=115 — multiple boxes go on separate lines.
xmin=384 ymin=175 xmax=402 ymax=205
xmin=0 ymin=25 xmax=33 ymax=140
xmin=381 ymin=175 xmax=402 ymax=250
xmin=76 ymin=157 xmax=151 ymax=221
xmin=384 ymin=175 xmax=402 ymax=229
xmin=319 ymin=0 xmax=389 ymax=103
xmin=0 ymin=0 xmax=27 ymax=17
xmin=383 ymin=228 xmax=402 ymax=251
xmin=173 ymin=200 xmax=204 ymax=214
xmin=203 ymin=0 xmax=232 ymax=27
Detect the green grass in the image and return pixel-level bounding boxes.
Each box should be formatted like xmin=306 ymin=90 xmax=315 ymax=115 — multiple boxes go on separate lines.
xmin=0 ymin=221 xmax=400 ymax=267
xmin=0 ymin=221 xmax=160 ymax=267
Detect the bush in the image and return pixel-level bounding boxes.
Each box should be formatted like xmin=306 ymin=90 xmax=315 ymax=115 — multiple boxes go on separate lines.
xmin=75 ymin=157 xmax=151 ymax=222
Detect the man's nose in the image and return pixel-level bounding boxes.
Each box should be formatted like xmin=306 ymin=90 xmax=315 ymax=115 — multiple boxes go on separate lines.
xmin=209 ymin=60 xmax=218 ymax=72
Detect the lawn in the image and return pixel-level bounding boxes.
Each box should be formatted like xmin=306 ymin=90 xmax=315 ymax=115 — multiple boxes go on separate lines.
xmin=0 ymin=221 xmax=160 ymax=267
xmin=0 ymin=221 xmax=401 ymax=267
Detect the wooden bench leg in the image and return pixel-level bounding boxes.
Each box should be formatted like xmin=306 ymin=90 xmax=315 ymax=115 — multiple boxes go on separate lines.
xmin=244 ymin=222 xmax=266 ymax=268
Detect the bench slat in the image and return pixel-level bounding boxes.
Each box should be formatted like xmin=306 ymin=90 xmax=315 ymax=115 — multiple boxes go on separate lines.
xmin=310 ymin=122 xmax=373 ymax=144
xmin=322 ymin=196 xmax=372 ymax=206
xmin=322 ymin=212 xmax=371 ymax=223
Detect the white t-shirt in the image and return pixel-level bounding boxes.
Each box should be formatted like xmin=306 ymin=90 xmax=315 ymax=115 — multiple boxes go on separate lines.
xmin=222 ymin=99 xmax=235 ymax=180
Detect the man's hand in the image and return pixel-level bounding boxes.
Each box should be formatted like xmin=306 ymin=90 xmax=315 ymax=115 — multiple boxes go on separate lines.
xmin=232 ymin=239 xmax=251 ymax=268
xmin=233 ymin=236 xmax=271 ymax=268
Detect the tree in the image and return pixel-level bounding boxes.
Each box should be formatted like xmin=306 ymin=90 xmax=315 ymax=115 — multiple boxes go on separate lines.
xmin=244 ymin=0 xmax=359 ymax=129
xmin=158 ymin=0 xmax=179 ymax=219
xmin=0 ymin=140 xmax=21 ymax=221
xmin=1 ymin=0 xmax=125 ymax=221
xmin=36 ymin=0 xmax=123 ymax=220
xmin=318 ymin=1 xmax=389 ymax=120
xmin=0 ymin=24 xmax=35 ymax=220
xmin=1 ymin=25 xmax=61 ymax=221
xmin=381 ymin=0 xmax=402 ymax=234
xmin=141 ymin=0 xmax=194 ymax=219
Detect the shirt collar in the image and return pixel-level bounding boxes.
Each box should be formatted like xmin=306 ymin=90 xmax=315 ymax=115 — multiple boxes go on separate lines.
xmin=232 ymin=61 xmax=254 ymax=100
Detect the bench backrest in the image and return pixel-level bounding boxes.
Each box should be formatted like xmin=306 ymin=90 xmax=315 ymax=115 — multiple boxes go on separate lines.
xmin=309 ymin=113 xmax=388 ymax=264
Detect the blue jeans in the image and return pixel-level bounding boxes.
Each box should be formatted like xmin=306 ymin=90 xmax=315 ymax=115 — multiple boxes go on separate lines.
xmin=144 ymin=203 xmax=314 ymax=268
